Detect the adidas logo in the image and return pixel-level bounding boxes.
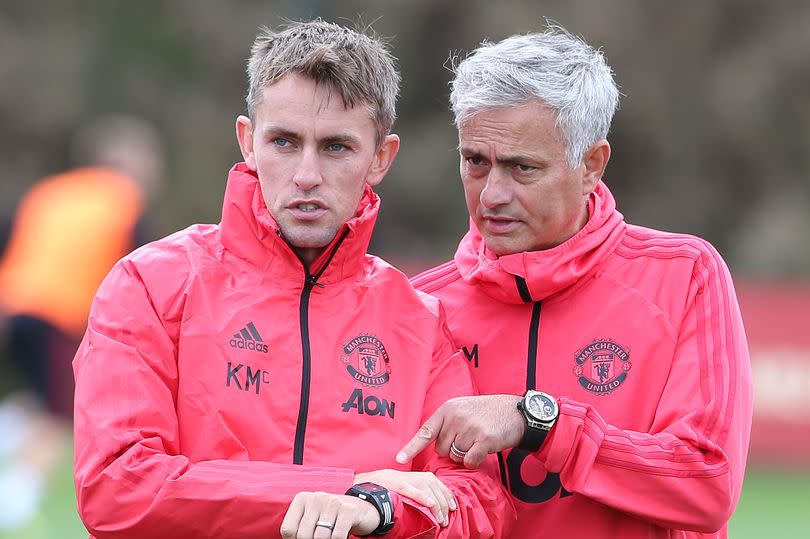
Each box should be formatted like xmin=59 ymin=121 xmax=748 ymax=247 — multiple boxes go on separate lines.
xmin=229 ymin=322 xmax=268 ymax=354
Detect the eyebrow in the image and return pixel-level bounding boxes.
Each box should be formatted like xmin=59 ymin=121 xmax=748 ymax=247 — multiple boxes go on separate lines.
xmin=497 ymin=154 xmax=531 ymax=166
xmin=262 ymin=126 xmax=299 ymax=141
xmin=459 ymin=146 xmax=542 ymax=167
xmin=321 ymin=133 xmax=362 ymax=147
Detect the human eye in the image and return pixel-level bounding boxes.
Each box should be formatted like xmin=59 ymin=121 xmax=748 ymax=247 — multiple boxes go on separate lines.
xmin=272 ymin=138 xmax=291 ymax=148
xmin=327 ymin=142 xmax=347 ymax=152
xmin=514 ymin=163 xmax=536 ymax=173
xmin=465 ymin=154 xmax=487 ymax=167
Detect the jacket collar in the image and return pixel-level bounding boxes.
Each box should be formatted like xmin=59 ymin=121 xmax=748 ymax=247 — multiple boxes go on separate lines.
xmin=219 ymin=162 xmax=379 ymax=285
xmin=454 ymin=181 xmax=626 ymax=303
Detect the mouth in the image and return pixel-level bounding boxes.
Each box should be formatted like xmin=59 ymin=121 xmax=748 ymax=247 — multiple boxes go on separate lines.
xmin=287 ymin=200 xmax=328 ymax=220
xmin=481 ymin=215 xmax=519 ymax=233
xmin=288 ymin=199 xmax=326 ymax=211
xmin=294 ymin=202 xmax=321 ymax=212
xmin=482 ymin=214 xmax=518 ymax=224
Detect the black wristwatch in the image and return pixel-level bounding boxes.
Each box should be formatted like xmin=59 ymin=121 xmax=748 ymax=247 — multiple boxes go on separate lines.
xmin=517 ymin=390 xmax=559 ymax=452
xmin=345 ymin=482 xmax=395 ymax=536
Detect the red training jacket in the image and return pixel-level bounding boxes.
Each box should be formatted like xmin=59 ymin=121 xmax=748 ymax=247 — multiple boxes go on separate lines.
xmin=73 ymin=163 xmax=513 ymax=539
xmin=412 ymin=182 xmax=752 ymax=539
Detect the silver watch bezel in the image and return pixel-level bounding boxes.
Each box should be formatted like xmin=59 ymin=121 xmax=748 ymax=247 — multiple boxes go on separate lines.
xmin=522 ymin=390 xmax=559 ymax=431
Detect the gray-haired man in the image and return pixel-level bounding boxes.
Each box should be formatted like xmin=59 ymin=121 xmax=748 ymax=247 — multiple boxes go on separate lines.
xmin=400 ymin=24 xmax=752 ymax=538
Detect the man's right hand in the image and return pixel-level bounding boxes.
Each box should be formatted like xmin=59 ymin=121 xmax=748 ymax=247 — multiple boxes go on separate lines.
xmin=280 ymin=492 xmax=379 ymax=539
xmin=396 ymin=394 xmax=526 ymax=469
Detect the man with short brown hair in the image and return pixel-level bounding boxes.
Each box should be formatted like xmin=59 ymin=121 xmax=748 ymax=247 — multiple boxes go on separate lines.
xmin=73 ymin=20 xmax=512 ymax=539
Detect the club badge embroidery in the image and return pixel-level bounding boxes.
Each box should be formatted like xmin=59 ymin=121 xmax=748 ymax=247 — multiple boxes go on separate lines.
xmin=573 ymin=339 xmax=632 ymax=395
xmin=342 ymin=333 xmax=391 ymax=386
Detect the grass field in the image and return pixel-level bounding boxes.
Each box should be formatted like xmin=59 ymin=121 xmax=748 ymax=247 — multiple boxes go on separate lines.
xmin=728 ymin=467 xmax=810 ymax=538
xmin=3 ymin=438 xmax=807 ymax=539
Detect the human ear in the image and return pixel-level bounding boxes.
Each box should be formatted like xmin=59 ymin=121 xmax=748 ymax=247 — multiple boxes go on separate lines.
xmin=581 ymin=139 xmax=611 ymax=195
xmin=235 ymin=115 xmax=257 ymax=171
xmin=365 ymin=134 xmax=400 ymax=187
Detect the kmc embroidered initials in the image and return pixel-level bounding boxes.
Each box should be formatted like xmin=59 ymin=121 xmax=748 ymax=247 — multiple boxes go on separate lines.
xmin=226 ymin=362 xmax=270 ymax=394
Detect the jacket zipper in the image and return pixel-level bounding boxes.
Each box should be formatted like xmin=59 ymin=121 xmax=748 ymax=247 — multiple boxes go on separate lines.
xmin=498 ymin=276 xmax=542 ymax=489
xmin=525 ymin=302 xmax=541 ymax=391
xmin=292 ymin=229 xmax=349 ymax=465
xmin=515 ymin=275 xmax=542 ymax=391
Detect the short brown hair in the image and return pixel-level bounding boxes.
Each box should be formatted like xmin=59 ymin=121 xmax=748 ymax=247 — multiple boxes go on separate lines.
xmin=246 ymin=19 xmax=400 ymax=143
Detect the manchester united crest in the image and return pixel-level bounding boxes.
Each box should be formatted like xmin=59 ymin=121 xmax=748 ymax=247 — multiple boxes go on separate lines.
xmin=342 ymin=334 xmax=391 ymax=386
xmin=573 ymin=339 xmax=632 ymax=395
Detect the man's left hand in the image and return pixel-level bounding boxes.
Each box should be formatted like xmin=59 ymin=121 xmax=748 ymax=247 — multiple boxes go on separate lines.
xmin=280 ymin=492 xmax=379 ymax=539
xmin=395 ymin=394 xmax=525 ymax=469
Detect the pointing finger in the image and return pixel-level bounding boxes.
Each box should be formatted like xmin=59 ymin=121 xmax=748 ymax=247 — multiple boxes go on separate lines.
xmin=396 ymin=411 xmax=445 ymax=464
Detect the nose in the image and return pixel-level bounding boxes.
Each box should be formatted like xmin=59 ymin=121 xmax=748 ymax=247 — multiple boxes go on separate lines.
xmin=292 ymin=147 xmax=323 ymax=191
xmin=479 ymin=167 xmax=512 ymax=209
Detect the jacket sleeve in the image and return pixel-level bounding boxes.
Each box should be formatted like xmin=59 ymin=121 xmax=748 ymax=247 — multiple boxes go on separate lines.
xmin=387 ymin=305 xmax=515 ymax=539
xmin=537 ymin=244 xmax=753 ymax=533
xmin=73 ymin=260 xmax=356 ymax=539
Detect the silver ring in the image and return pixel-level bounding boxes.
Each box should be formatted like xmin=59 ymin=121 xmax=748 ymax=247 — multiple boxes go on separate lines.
xmin=450 ymin=441 xmax=468 ymax=458
xmin=315 ymin=520 xmax=335 ymax=530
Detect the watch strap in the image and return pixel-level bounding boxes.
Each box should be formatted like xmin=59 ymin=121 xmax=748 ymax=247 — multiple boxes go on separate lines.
xmin=517 ymin=399 xmax=549 ymax=451
xmin=345 ymin=482 xmax=395 ymax=536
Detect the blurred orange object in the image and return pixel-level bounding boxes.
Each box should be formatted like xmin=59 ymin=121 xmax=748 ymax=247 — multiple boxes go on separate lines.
xmin=0 ymin=167 xmax=143 ymax=338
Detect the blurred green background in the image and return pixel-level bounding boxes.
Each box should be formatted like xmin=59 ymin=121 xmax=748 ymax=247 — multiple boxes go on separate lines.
xmin=2 ymin=0 xmax=809 ymax=537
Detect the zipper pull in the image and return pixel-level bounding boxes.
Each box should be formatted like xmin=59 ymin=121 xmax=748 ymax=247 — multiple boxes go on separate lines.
xmin=305 ymin=275 xmax=324 ymax=288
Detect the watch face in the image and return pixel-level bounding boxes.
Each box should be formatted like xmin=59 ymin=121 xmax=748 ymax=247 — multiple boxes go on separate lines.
xmin=526 ymin=392 xmax=557 ymax=421
xmin=359 ymin=482 xmax=387 ymax=494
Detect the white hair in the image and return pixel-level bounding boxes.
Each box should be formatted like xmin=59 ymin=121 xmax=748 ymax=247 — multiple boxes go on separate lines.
xmin=450 ymin=24 xmax=620 ymax=167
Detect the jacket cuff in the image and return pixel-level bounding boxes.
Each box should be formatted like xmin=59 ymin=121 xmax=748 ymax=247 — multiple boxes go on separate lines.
xmin=537 ymin=398 xmax=579 ymax=473
xmin=385 ymin=492 xmax=437 ymax=539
